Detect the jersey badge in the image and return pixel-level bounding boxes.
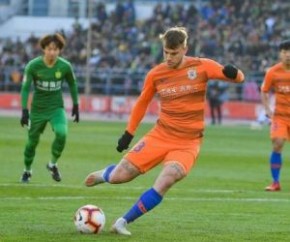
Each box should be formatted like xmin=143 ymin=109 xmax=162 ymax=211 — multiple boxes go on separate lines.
xmin=55 ymin=71 xmax=62 ymax=79
xmin=187 ymin=69 xmax=197 ymax=80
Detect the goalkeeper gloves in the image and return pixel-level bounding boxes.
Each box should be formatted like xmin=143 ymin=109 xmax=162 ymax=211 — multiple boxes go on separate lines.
xmin=71 ymin=104 xmax=80 ymax=122
xmin=116 ymin=130 xmax=134 ymax=152
xmin=222 ymin=64 xmax=238 ymax=79
xmin=20 ymin=109 xmax=29 ymax=127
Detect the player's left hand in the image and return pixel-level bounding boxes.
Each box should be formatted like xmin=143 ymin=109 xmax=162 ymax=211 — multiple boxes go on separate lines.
xmin=116 ymin=130 xmax=134 ymax=152
xmin=72 ymin=104 xmax=79 ymax=122
xmin=222 ymin=64 xmax=238 ymax=79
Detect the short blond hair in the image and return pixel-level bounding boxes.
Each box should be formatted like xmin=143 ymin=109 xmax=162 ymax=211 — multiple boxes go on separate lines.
xmin=160 ymin=27 xmax=188 ymax=49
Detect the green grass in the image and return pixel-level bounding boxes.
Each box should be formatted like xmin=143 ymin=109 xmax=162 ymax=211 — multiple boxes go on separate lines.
xmin=0 ymin=117 xmax=290 ymax=242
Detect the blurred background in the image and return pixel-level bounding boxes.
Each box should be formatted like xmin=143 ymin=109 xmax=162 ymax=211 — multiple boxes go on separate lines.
xmin=0 ymin=0 xmax=289 ymax=122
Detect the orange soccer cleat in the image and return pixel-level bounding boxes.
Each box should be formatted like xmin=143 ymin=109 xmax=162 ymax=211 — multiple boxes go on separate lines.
xmin=265 ymin=182 xmax=281 ymax=191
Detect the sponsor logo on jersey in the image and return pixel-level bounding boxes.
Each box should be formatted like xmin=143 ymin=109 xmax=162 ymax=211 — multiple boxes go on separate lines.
xmin=277 ymin=85 xmax=290 ymax=93
xmin=36 ymin=80 xmax=62 ymax=91
xmin=159 ymin=83 xmax=203 ymax=99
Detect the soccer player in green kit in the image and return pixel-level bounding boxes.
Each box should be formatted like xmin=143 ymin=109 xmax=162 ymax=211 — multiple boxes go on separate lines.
xmin=20 ymin=33 xmax=79 ymax=183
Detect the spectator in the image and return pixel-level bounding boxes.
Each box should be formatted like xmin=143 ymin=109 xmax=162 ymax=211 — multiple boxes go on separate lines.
xmin=207 ymin=81 xmax=228 ymax=125
xmin=1 ymin=0 xmax=290 ymax=95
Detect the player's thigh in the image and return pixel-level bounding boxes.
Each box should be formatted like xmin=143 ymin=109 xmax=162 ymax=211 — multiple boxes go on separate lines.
xmin=163 ymin=138 xmax=202 ymax=175
xmin=50 ymin=108 xmax=68 ymax=136
xmin=271 ymin=119 xmax=288 ymax=140
xmin=29 ymin=113 xmax=48 ymax=138
xmin=124 ymin=134 xmax=169 ymax=174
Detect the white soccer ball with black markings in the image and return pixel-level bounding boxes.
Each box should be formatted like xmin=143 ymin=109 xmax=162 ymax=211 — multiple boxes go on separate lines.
xmin=74 ymin=204 xmax=105 ymax=234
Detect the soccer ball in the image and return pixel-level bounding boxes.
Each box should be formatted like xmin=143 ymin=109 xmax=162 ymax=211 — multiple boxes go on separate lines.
xmin=74 ymin=204 xmax=106 ymax=234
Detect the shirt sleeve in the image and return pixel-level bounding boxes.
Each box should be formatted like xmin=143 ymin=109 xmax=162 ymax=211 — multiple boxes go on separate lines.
xmin=261 ymin=69 xmax=273 ymax=93
xmin=20 ymin=63 xmax=33 ymax=109
xmin=202 ymin=58 xmax=244 ymax=83
xmin=126 ymin=71 xmax=156 ymax=134
xmin=65 ymin=63 xmax=79 ymax=105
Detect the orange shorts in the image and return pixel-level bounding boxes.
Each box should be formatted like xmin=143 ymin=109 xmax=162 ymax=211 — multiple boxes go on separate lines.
xmin=124 ymin=129 xmax=202 ymax=174
xmin=271 ymin=118 xmax=290 ymax=140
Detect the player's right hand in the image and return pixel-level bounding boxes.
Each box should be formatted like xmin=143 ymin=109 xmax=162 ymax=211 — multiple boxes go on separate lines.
xmin=20 ymin=109 xmax=29 ymax=127
xmin=71 ymin=104 xmax=80 ymax=123
xmin=116 ymin=130 xmax=134 ymax=152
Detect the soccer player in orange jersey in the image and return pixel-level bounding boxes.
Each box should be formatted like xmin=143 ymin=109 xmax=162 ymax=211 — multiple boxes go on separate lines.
xmin=261 ymin=40 xmax=290 ymax=192
xmin=85 ymin=27 xmax=244 ymax=235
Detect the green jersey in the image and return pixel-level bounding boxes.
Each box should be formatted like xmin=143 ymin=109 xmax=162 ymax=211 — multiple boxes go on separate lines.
xmin=21 ymin=56 xmax=79 ymax=113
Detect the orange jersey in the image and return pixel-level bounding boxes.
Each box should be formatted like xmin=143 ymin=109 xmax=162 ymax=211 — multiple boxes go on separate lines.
xmin=261 ymin=62 xmax=290 ymax=122
xmin=126 ymin=57 xmax=244 ymax=139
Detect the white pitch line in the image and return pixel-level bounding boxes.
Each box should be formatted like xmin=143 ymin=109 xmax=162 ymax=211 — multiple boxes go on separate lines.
xmin=0 ymin=183 xmax=236 ymax=192
xmin=1 ymin=196 xmax=290 ymax=203
xmin=0 ymin=183 xmax=86 ymax=189
xmin=0 ymin=183 xmax=289 ymax=198
xmin=0 ymin=183 xmax=263 ymax=194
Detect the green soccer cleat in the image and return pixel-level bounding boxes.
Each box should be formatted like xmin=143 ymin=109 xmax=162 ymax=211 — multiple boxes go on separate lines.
xmin=46 ymin=164 xmax=61 ymax=182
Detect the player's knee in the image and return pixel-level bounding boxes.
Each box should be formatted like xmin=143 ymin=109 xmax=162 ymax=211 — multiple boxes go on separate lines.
xmin=27 ymin=138 xmax=39 ymax=149
xmin=272 ymin=139 xmax=284 ymax=152
xmin=55 ymin=129 xmax=67 ymax=140
xmin=168 ymin=163 xmax=186 ymax=180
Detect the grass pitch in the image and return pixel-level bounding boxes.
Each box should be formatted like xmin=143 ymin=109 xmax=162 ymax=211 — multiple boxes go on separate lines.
xmin=0 ymin=116 xmax=290 ymax=242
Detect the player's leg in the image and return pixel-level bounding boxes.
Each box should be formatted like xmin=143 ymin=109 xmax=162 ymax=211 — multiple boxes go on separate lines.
xmin=21 ymin=133 xmax=41 ymax=182
xmin=111 ymin=138 xmax=200 ymax=235
xmin=113 ymin=162 xmax=185 ymax=234
xmin=85 ymin=158 xmax=141 ymax=186
xmin=217 ymin=103 xmax=222 ymax=124
xmin=265 ymin=138 xmax=285 ymax=191
xmin=265 ymin=119 xmax=287 ymax=191
xmin=153 ymin=162 xmax=186 ymax=195
xmin=209 ymin=101 xmax=216 ymax=124
xmin=47 ymin=108 xmax=68 ymax=182
xmin=118 ymin=150 xmax=195 ymax=226
xmin=85 ymin=134 xmax=163 ymax=187
xmin=21 ymin=117 xmax=47 ymax=182
xmin=85 ymin=132 xmax=165 ymax=235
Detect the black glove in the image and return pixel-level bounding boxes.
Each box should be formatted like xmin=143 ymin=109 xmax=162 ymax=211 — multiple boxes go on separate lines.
xmin=71 ymin=104 xmax=79 ymax=122
xmin=20 ymin=109 xmax=29 ymax=127
xmin=222 ymin=64 xmax=238 ymax=79
xmin=116 ymin=130 xmax=134 ymax=152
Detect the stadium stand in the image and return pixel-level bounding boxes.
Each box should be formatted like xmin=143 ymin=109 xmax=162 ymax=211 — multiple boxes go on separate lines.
xmin=0 ymin=0 xmax=290 ymax=100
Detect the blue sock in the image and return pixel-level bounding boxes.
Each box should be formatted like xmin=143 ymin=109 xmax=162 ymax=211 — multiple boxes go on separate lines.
xmin=123 ymin=188 xmax=163 ymax=223
xmin=270 ymin=152 xmax=282 ymax=183
xmin=103 ymin=165 xmax=116 ymax=182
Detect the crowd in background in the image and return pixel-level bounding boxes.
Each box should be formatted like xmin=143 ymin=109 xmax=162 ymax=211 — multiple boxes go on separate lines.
xmin=0 ymin=0 xmax=290 ymax=99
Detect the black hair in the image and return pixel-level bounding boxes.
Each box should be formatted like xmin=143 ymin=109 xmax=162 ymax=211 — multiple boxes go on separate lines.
xmin=39 ymin=33 xmax=66 ymax=50
xmin=279 ymin=40 xmax=290 ymax=50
